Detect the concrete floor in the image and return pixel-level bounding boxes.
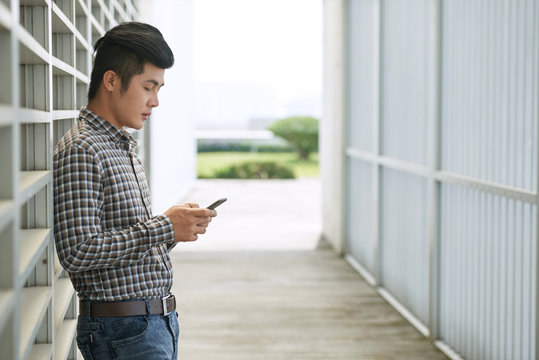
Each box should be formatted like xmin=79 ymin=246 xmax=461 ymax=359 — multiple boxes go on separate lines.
xmin=171 ymin=179 xmax=447 ymax=360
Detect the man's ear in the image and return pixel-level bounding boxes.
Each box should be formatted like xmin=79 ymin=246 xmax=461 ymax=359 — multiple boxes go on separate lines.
xmin=102 ymin=70 xmax=119 ymax=92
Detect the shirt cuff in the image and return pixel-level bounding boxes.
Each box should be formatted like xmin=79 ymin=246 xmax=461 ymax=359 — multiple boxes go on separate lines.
xmin=148 ymin=214 xmax=175 ymax=244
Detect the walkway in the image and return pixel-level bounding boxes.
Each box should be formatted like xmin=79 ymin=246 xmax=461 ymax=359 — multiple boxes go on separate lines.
xmin=171 ymin=179 xmax=447 ymax=360
xmin=175 ymin=179 xmax=322 ymax=251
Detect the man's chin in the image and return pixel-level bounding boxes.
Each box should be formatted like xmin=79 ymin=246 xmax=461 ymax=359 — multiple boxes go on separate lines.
xmin=128 ymin=122 xmax=145 ymax=130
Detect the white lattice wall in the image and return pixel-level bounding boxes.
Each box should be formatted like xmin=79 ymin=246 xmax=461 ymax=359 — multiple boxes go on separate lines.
xmin=0 ymin=1 xmax=137 ymax=359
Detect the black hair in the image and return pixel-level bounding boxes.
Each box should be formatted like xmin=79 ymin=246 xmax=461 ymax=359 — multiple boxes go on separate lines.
xmin=87 ymin=22 xmax=174 ymax=101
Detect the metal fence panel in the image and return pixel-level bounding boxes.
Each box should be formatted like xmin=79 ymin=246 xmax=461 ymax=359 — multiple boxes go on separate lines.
xmin=346 ymin=158 xmax=376 ymax=274
xmin=380 ymin=167 xmax=429 ymax=324
xmin=441 ymin=0 xmax=538 ymax=192
xmin=345 ymin=0 xmax=377 ymax=152
xmin=343 ymin=0 xmax=539 ymax=358
xmin=439 ymin=184 xmax=537 ymax=360
xmin=380 ymin=0 xmax=430 ymax=165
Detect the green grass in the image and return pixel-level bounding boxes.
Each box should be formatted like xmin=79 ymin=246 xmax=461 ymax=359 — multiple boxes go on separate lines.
xmin=197 ymin=152 xmax=319 ymax=178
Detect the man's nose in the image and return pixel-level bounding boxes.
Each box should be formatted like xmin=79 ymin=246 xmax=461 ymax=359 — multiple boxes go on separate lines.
xmin=149 ymin=93 xmax=159 ymax=107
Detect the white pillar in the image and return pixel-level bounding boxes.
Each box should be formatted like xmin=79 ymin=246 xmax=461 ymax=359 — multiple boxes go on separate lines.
xmin=321 ymin=0 xmax=346 ymax=254
xmin=137 ymin=0 xmax=197 ymax=214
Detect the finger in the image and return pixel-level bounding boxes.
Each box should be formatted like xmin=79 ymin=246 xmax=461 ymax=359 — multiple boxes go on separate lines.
xmin=195 ymin=225 xmax=209 ymax=232
xmin=191 ymin=208 xmax=216 ymax=217
xmin=173 ymin=204 xmax=190 ymax=209
xmin=185 ymin=202 xmax=200 ymax=208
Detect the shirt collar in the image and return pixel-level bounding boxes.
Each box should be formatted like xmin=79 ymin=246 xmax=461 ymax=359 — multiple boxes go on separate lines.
xmin=79 ymin=107 xmax=137 ymax=149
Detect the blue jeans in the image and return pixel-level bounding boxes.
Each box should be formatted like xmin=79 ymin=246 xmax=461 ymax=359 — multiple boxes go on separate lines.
xmin=76 ymin=311 xmax=179 ymax=360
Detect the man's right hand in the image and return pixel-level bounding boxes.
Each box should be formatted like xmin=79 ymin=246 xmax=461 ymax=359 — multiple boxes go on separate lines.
xmin=164 ymin=203 xmax=217 ymax=242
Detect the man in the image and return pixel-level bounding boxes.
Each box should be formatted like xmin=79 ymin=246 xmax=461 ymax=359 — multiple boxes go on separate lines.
xmin=53 ymin=22 xmax=216 ymax=360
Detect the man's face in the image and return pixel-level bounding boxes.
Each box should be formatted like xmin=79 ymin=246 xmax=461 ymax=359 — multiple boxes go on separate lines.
xmin=109 ymin=62 xmax=165 ymax=130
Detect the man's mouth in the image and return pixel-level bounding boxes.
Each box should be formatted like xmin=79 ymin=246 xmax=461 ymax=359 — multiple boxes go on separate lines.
xmin=142 ymin=113 xmax=151 ymax=120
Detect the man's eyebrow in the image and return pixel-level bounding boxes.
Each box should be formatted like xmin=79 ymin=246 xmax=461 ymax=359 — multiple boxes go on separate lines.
xmin=144 ymin=79 xmax=164 ymax=87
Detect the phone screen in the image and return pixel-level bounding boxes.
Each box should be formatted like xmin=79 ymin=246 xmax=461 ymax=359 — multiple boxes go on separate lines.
xmin=207 ymin=198 xmax=227 ymax=210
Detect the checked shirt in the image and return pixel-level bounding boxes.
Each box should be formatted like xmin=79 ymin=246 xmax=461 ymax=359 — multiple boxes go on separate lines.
xmin=53 ymin=108 xmax=176 ymax=301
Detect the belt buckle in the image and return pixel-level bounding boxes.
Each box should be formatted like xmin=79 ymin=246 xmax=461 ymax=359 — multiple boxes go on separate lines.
xmin=162 ymin=295 xmax=172 ymax=316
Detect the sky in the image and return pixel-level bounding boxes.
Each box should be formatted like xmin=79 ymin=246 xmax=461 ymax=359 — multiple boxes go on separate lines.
xmin=193 ymin=0 xmax=323 ymax=130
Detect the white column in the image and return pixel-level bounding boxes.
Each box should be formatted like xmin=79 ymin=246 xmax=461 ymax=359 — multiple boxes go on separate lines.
xmin=321 ymin=0 xmax=346 ymax=254
xmin=137 ymin=0 xmax=197 ymax=214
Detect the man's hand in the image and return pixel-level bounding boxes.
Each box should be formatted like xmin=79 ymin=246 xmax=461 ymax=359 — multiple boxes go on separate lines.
xmin=164 ymin=203 xmax=217 ymax=242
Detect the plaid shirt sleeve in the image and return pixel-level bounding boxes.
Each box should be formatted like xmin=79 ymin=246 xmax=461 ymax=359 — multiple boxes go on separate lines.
xmin=54 ymin=145 xmax=175 ymax=273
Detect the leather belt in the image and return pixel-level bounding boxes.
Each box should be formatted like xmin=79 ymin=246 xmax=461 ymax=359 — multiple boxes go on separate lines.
xmin=79 ymin=295 xmax=176 ymax=317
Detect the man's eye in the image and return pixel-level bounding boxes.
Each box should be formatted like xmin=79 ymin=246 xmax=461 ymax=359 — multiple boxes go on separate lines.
xmin=144 ymin=87 xmax=151 ymax=91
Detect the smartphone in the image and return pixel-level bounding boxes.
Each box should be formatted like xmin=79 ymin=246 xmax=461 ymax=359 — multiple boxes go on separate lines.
xmin=207 ymin=197 xmax=227 ymax=210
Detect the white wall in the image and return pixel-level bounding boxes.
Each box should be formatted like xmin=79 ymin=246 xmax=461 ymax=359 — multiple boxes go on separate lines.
xmin=137 ymin=0 xmax=197 ymax=214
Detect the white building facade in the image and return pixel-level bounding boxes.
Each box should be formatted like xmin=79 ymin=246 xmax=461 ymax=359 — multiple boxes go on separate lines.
xmin=322 ymin=0 xmax=539 ymax=359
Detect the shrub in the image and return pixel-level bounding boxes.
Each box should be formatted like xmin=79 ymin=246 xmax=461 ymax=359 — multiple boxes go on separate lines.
xmin=268 ymin=116 xmax=319 ymax=160
xmin=197 ymin=139 xmax=293 ymax=153
xmin=212 ymin=161 xmax=296 ymax=179
xmin=197 ymin=140 xmax=254 ymax=152
xmin=256 ymin=144 xmax=294 ymax=153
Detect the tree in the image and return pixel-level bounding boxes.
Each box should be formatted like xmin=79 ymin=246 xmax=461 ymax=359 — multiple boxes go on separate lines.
xmin=268 ymin=116 xmax=319 ymax=160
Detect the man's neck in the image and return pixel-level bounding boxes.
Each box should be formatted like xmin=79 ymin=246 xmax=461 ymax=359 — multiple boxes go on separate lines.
xmin=86 ymin=100 xmax=121 ymax=129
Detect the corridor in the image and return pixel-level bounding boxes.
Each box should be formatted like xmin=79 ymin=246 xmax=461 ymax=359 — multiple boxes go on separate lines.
xmin=171 ymin=180 xmax=448 ymax=359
